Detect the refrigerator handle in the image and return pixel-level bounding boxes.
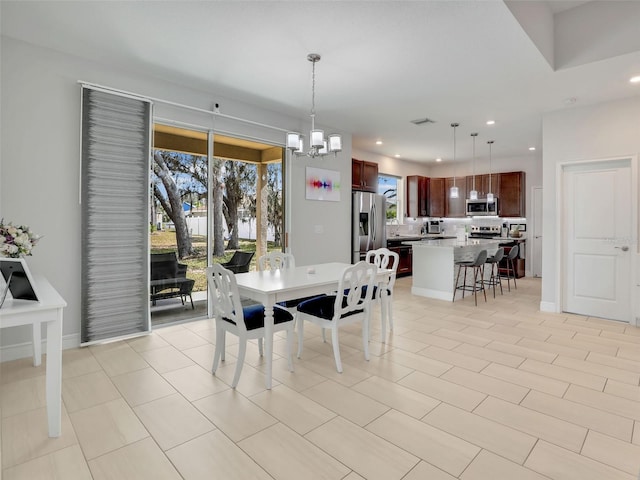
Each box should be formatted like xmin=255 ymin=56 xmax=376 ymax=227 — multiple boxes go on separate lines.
xmin=371 ymin=200 xmax=377 ymax=247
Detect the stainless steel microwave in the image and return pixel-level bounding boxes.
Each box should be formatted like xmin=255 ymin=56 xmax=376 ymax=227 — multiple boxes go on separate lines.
xmin=466 ymin=198 xmax=499 ymax=216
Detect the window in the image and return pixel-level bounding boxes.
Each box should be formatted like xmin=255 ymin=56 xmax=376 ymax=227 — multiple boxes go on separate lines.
xmin=378 ymin=174 xmax=400 ymax=224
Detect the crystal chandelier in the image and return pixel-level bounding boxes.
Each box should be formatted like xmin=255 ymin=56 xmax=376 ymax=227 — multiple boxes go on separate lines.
xmin=286 ymin=54 xmax=342 ymax=158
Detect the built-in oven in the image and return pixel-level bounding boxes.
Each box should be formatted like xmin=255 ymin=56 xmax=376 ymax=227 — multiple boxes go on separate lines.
xmin=466 ymin=198 xmax=499 ymax=216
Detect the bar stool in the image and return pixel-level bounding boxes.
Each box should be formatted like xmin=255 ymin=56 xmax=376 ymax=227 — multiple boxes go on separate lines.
xmin=483 ymin=247 xmax=504 ymax=298
xmin=502 ymin=244 xmax=519 ymax=291
xmin=453 ymin=250 xmax=487 ymax=306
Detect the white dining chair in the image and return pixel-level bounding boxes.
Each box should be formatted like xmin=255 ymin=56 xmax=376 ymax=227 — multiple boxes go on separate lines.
xmin=257 ymin=251 xmax=296 ymax=271
xmin=207 ymin=264 xmax=295 ymax=388
xmin=296 ymin=261 xmax=376 ymax=373
xmin=365 ymin=247 xmax=399 ymax=343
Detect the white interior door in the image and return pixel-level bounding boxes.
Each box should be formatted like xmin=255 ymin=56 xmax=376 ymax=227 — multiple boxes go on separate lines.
xmin=532 ymin=186 xmax=543 ymax=277
xmin=562 ymin=159 xmax=634 ymax=322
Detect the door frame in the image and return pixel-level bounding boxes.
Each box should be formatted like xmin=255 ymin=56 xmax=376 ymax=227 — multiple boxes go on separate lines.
xmin=530 ymin=185 xmax=543 ymax=278
xmin=556 ymin=155 xmax=638 ymax=325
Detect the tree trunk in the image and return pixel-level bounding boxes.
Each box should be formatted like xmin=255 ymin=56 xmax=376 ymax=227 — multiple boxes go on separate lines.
xmin=153 ymin=152 xmax=193 ymax=259
xmin=212 ymin=180 xmax=225 ymax=257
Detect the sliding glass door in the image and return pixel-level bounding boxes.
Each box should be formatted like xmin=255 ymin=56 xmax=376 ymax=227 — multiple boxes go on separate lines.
xmin=150 ymin=125 xmax=285 ymax=326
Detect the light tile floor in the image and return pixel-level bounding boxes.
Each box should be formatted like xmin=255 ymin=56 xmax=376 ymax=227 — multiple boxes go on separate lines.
xmin=2 ymin=276 xmax=640 ymax=479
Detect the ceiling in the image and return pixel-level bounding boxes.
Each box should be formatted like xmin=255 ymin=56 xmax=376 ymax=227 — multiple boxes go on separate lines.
xmin=2 ymin=1 xmax=640 ymax=165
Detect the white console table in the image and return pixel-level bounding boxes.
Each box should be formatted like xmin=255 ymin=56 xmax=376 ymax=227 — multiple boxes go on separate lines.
xmin=0 ymin=275 xmax=66 ymax=437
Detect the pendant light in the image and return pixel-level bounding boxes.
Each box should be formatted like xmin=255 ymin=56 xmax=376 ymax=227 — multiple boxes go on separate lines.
xmin=449 ymin=122 xmax=459 ymax=199
xmin=487 ymin=140 xmax=495 ymax=203
xmin=469 ymin=133 xmax=478 ymax=200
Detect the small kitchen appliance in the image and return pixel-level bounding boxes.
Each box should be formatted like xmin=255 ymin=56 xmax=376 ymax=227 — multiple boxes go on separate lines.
xmin=427 ymin=220 xmax=443 ymax=234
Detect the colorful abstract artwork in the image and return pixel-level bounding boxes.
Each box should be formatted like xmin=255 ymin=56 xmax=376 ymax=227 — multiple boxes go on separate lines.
xmin=305 ymin=167 xmax=341 ymax=201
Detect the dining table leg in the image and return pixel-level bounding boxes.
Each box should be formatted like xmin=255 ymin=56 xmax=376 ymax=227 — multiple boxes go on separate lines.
xmin=263 ymin=302 xmax=274 ymax=390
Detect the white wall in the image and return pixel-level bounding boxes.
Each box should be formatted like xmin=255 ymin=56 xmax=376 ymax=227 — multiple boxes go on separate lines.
xmin=541 ymin=96 xmax=640 ymax=311
xmin=0 ymin=37 xmax=352 ymax=353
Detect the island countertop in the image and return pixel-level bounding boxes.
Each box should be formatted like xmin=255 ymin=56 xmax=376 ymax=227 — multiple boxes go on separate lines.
xmin=408 ymin=237 xmax=502 ymax=301
xmin=405 ymin=238 xmax=504 ymax=249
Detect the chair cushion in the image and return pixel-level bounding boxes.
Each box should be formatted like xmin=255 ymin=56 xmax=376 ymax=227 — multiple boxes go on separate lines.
xmin=297 ymin=294 xmax=363 ymax=320
xmin=223 ymin=303 xmax=293 ymax=330
xmin=277 ymin=295 xmax=320 ymax=309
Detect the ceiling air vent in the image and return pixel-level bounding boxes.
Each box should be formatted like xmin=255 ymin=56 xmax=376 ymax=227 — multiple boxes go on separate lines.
xmin=411 ymin=117 xmax=436 ymax=125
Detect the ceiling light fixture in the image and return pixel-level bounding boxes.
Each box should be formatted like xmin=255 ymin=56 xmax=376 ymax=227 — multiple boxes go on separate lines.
xmin=529 ymin=147 xmax=536 ymax=151
xmin=486 ymin=120 xmax=495 ymax=125
xmin=376 ymin=140 xmax=383 ymax=145
xmin=469 ymin=133 xmax=478 ymax=200
xmin=630 ymin=76 xmax=640 ymax=83
xmin=436 ymin=158 xmax=442 ymax=162
xmin=487 ymin=140 xmax=495 ymax=203
xmin=394 ymin=154 xmax=401 ymax=158
xmin=286 ymin=54 xmax=342 ymax=158
xmin=450 ymin=123 xmax=460 ymax=199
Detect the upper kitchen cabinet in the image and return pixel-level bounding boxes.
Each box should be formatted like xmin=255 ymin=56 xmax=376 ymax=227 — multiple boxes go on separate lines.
xmin=352 ymin=158 xmax=378 ymax=192
xmin=445 ymin=176 xmax=467 ymax=217
xmin=498 ymin=171 xmax=526 ymax=217
xmin=429 ymin=177 xmax=445 ymax=217
xmin=406 ymin=175 xmax=429 ymax=217
xmin=466 ymin=173 xmax=500 ymax=199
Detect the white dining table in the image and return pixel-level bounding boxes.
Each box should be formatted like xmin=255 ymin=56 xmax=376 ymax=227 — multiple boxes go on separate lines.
xmin=234 ymin=261 xmax=389 ymax=389
xmin=0 ymin=275 xmax=66 ymax=437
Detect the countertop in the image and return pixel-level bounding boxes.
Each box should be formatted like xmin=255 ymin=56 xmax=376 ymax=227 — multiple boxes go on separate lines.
xmin=405 ymin=238 xmax=504 ymax=249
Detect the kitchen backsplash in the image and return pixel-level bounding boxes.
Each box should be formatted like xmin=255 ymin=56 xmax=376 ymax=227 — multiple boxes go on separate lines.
xmin=386 ymin=217 xmax=527 ymax=237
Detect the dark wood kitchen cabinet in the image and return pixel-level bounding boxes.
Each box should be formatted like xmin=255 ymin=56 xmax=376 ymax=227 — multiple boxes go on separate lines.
xmin=406 ymin=175 xmax=429 ymax=217
xmin=498 ymin=171 xmax=526 ymax=217
xmin=352 ymin=158 xmax=378 ymax=192
xmin=428 ymin=177 xmax=445 ymax=217
xmin=445 ymin=176 xmax=467 ymax=218
xmin=388 ymin=245 xmax=412 ymax=277
xmin=466 ymin=173 xmax=500 ymax=199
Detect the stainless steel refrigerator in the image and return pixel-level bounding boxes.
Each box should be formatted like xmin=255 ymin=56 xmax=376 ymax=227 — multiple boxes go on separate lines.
xmin=352 ymin=192 xmax=387 ymax=263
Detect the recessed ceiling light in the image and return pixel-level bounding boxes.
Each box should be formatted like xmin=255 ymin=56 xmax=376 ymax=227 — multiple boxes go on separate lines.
xmin=486 ymin=120 xmax=495 ymax=125
xmin=529 ymin=147 xmax=536 ymax=151
xmin=436 ymin=158 xmax=442 ymax=162
xmin=631 ymin=76 xmax=640 ymax=84
xmin=394 ymin=154 xmax=400 ymax=158
xmin=376 ymin=140 xmax=383 ymax=145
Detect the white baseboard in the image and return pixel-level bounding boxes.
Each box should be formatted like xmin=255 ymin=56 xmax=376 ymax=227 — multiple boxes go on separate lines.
xmin=539 ymin=301 xmax=558 ymax=313
xmin=0 ymin=333 xmax=81 ymax=363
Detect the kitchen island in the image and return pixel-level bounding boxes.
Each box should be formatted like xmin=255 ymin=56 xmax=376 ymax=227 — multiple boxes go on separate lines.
xmin=405 ymin=238 xmax=503 ymax=301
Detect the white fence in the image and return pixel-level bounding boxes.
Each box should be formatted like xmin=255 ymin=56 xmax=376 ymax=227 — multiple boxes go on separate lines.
xmin=164 ymin=216 xmax=275 ymax=241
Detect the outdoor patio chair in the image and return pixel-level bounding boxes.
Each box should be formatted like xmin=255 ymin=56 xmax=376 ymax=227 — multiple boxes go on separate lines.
xmin=220 ymin=251 xmax=255 ymax=273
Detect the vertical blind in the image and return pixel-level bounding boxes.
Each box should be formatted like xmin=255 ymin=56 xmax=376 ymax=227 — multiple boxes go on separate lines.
xmin=81 ymin=87 xmax=152 ymax=344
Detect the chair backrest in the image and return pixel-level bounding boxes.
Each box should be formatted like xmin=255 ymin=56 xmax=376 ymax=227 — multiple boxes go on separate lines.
xmin=257 ymin=252 xmax=296 ymax=271
xmin=334 ymin=261 xmax=377 ymax=319
xmin=507 ymin=244 xmax=519 ymax=260
xmin=150 ymin=252 xmax=179 ymax=280
xmin=472 ymin=250 xmax=488 ymax=266
xmin=207 ymin=264 xmax=247 ymax=333
xmin=493 ymin=247 xmax=505 ymax=263
xmin=228 ymin=251 xmax=254 ymax=266
xmin=365 ymin=247 xmax=399 ymax=291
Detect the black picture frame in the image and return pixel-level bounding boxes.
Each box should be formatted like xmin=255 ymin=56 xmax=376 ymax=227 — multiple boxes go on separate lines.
xmin=0 ymin=258 xmax=39 ymax=303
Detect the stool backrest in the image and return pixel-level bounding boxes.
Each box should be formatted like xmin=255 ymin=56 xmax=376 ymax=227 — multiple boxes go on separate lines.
xmin=473 ymin=250 xmax=488 ymax=266
xmin=507 ymin=245 xmax=519 ymax=260
xmin=493 ymin=247 xmax=505 ymax=263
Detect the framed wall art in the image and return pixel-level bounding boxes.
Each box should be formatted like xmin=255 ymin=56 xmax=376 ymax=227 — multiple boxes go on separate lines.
xmin=305 ymin=167 xmax=341 ymax=202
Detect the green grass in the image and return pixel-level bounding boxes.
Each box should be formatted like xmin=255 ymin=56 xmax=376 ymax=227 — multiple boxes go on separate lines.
xmin=150 ymin=230 xmax=280 ymax=291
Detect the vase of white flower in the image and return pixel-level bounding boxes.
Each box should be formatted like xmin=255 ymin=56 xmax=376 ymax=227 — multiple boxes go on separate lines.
xmin=0 ymin=220 xmax=41 ymax=258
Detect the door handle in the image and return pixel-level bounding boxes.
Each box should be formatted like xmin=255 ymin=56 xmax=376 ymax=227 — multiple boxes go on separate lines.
xmin=615 ymin=246 xmax=629 ymax=252
xmin=534 ymin=236 xmax=542 ymax=239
